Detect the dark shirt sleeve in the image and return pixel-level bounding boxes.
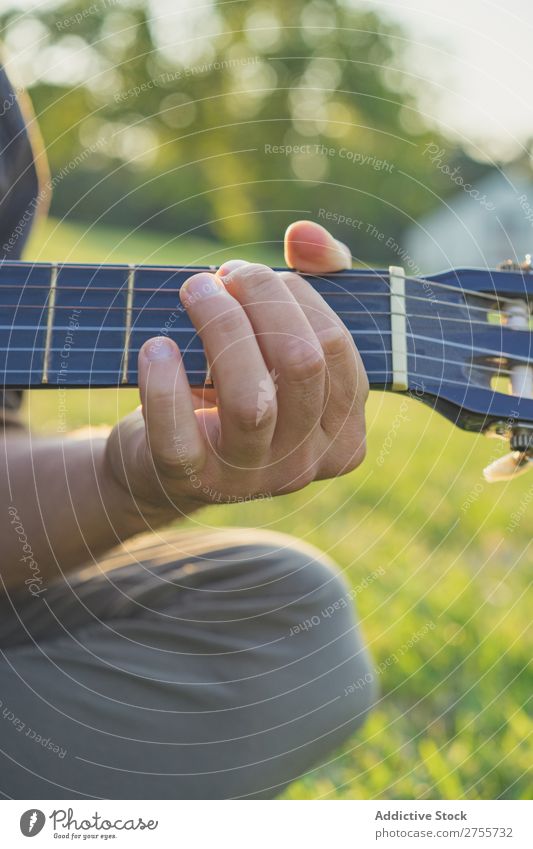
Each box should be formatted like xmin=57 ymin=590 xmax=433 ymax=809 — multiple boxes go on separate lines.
xmin=0 ymin=390 xmax=24 ymax=429
xmin=0 ymin=64 xmax=42 ymax=430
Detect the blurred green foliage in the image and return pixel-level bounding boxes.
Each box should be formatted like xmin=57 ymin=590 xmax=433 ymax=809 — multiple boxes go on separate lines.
xmin=1 ymin=0 xmax=492 ymax=259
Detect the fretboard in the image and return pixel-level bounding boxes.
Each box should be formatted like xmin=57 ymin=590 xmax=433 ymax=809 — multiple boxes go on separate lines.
xmin=0 ymin=262 xmax=394 ymax=389
xmin=0 ymin=260 xmax=521 ymax=394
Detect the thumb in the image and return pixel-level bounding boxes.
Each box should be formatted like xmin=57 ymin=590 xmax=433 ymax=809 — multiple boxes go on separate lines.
xmin=138 ymin=336 xmax=205 ymax=476
xmin=284 ymin=220 xmax=352 ymax=273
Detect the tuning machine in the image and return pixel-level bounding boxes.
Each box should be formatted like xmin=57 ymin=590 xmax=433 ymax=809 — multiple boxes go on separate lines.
xmin=484 ymin=257 xmax=533 ymax=481
xmin=483 ymin=448 xmax=533 ymax=482
xmin=497 ymin=253 xmax=533 ymax=273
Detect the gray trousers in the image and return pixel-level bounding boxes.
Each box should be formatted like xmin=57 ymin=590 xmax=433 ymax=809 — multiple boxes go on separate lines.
xmin=0 ymin=529 xmax=375 ymax=799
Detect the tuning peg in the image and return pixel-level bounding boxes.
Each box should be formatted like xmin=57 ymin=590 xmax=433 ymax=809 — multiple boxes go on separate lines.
xmin=483 ymin=451 xmax=533 ymax=482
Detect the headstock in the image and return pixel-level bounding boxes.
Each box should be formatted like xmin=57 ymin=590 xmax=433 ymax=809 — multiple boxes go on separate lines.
xmin=403 ymin=258 xmax=533 ymax=481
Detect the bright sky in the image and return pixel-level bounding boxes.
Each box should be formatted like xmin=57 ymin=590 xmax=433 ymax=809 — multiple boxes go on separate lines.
xmin=7 ymin=0 xmax=533 ymax=159
xmin=361 ymin=0 xmax=533 ymax=159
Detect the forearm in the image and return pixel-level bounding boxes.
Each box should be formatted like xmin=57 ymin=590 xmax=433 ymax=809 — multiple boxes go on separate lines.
xmin=0 ymin=434 xmax=184 ymax=593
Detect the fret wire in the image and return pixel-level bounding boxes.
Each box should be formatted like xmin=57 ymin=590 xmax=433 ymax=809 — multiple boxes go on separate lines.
xmin=121 ymin=264 xmax=135 ymax=384
xmin=41 ymin=263 xmax=58 ymax=384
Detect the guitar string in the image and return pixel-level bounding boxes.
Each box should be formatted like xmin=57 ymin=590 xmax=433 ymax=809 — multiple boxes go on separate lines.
xmin=0 ymin=267 xmax=527 ymax=304
xmin=0 ymin=265 xmax=529 ymax=380
xmin=1 ymin=370 xmax=520 ymax=397
xmin=0 ymin=346 xmax=514 ymax=377
xmin=0 ymin=293 xmax=507 ymax=319
xmin=0 ymin=281 xmax=520 ymax=313
xmin=0 ymin=327 xmax=529 ymax=363
xmin=0 ymin=273 xmax=527 ymax=325
xmin=0 ymin=259 xmax=526 ymax=284
xmin=0 ymin=301 xmax=523 ymax=328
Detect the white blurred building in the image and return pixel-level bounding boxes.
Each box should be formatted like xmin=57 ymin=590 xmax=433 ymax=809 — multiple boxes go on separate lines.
xmin=404 ymin=169 xmax=533 ymax=273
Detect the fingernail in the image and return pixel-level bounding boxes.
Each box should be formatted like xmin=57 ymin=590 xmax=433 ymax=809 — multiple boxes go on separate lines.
xmin=217 ymin=259 xmax=248 ymax=281
xmin=335 ymin=239 xmax=352 ymax=265
xmin=143 ymin=336 xmax=176 ymax=361
xmin=180 ymin=272 xmax=223 ymax=307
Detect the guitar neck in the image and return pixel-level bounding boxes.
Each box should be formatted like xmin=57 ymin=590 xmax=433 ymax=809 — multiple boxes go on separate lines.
xmin=0 ymin=261 xmax=400 ymax=389
xmin=0 ymin=260 xmax=522 ymax=405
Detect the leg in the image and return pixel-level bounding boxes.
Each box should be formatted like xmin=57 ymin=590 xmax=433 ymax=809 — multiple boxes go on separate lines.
xmin=0 ymin=529 xmax=375 ymax=799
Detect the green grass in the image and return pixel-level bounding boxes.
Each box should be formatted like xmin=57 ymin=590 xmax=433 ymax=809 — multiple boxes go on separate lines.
xmin=23 ymin=217 xmax=532 ymax=800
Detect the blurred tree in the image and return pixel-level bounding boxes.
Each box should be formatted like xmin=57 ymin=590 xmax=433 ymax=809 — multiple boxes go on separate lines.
xmin=0 ymin=0 xmax=493 ymax=259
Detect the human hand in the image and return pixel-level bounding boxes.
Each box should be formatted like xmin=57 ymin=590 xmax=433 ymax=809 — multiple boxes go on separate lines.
xmin=106 ymin=221 xmax=369 ymax=517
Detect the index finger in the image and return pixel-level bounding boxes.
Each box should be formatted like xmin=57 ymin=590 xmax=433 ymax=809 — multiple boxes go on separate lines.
xmin=179 ymin=272 xmax=277 ymax=463
xmin=284 ymin=220 xmax=352 ymax=273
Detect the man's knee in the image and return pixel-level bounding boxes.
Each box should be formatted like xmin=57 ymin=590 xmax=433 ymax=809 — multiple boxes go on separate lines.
xmin=203 ymin=533 xmax=376 ymax=797
xmin=248 ymin=532 xmax=377 ymax=731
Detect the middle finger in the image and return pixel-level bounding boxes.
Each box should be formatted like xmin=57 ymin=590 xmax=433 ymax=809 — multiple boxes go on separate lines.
xmin=218 ymin=261 xmax=326 ymax=442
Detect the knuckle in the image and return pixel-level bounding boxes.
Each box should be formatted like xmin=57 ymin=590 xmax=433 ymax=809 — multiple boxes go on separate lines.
xmin=280 ymin=271 xmax=305 ymax=289
xmin=230 ymin=398 xmax=273 ymax=434
xmin=144 ymin=389 xmax=172 ymax=411
xmin=336 ymin=435 xmax=367 ymax=474
xmin=176 ymin=440 xmax=206 ymax=472
xmin=317 ymin=435 xmax=367 ymax=480
xmin=283 ymin=338 xmax=325 ymax=383
xmin=358 ymin=368 xmax=370 ymax=401
xmin=276 ymin=463 xmax=317 ymax=494
xmin=318 ymin=325 xmax=352 ymax=359
xmin=344 ymin=437 xmax=367 ymax=472
xmin=254 ymin=398 xmax=277 ymax=432
xmin=296 ymin=465 xmax=317 ymax=488
xmin=152 ymin=449 xmax=181 ymax=476
xmin=335 ymin=364 xmax=369 ymax=410
xmin=237 ymin=263 xmax=276 ymax=294
xmin=152 ymin=442 xmax=203 ymax=478
xmin=212 ymin=305 xmax=247 ymax=338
